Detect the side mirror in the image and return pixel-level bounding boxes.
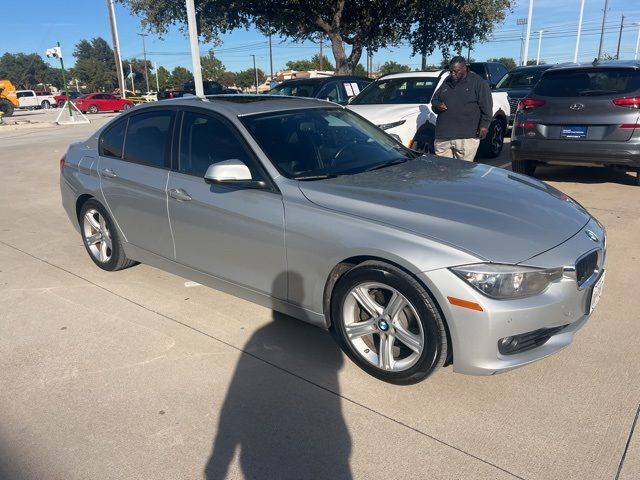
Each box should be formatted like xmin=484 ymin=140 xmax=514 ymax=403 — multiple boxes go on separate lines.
xmin=204 ymin=159 xmax=266 ymax=188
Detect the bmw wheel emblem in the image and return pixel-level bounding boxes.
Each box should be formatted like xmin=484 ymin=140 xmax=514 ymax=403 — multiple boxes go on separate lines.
xmin=585 ymin=230 xmax=599 ymax=243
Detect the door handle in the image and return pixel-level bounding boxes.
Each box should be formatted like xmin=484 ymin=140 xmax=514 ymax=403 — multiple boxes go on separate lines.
xmin=168 ymin=188 xmax=192 ymax=202
xmin=99 ymin=168 xmax=117 ymax=178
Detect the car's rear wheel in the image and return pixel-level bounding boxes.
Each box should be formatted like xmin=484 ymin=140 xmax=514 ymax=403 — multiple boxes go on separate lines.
xmin=478 ymin=118 xmax=504 ymax=158
xmin=512 ymin=158 xmax=537 ymax=176
xmin=41 ymin=100 xmax=51 ymax=109
xmin=80 ymin=199 xmax=136 ymax=272
xmin=88 ymin=105 xmax=99 ymax=114
xmin=330 ymin=262 xmax=447 ymax=384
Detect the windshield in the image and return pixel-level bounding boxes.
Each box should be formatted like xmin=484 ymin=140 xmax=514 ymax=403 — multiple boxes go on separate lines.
xmin=496 ymin=69 xmax=547 ymax=89
xmin=268 ymin=82 xmax=319 ymax=98
xmin=534 ymin=68 xmax=640 ymax=97
xmin=350 ymin=77 xmax=439 ymax=105
xmin=241 ymin=108 xmax=416 ymax=179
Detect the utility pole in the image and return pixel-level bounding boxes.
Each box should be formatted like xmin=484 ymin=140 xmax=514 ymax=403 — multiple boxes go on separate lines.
xmin=268 ymin=32 xmax=273 ymax=81
xmin=616 ymin=15 xmax=625 ymax=60
xmin=522 ymin=0 xmax=534 ymax=66
xmin=137 ymin=33 xmax=150 ymax=93
xmin=319 ymin=33 xmax=324 ymax=71
xmin=106 ymin=0 xmax=126 ymax=98
xmin=129 ymin=63 xmax=135 ymax=93
xmin=636 ymin=23 xmax=640 ymax=60
xmin=154 ymin=62 xmax=160 ymax=92
xmin=517 ymin=18 xmax=528 ymax=66
xmin=251 ymin=54 xmax=258 ymax=94
xmin=186 ymin=0 xmax=204 ymax=97
xmin=598 ymin=0 xmax=609 ymax=60
xmin=536 ymin=30 xmax=547 ymax=65
xmin=574 ymin=0 xmax=585 ymax=63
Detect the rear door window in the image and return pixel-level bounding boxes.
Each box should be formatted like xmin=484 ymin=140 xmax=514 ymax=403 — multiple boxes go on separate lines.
xmin=123 ymin=110 xmax=174 ymax=167
xmin=101 ymin=119 xmax=127 ymax=158
xmin=534 ymin=69 xmax=640 ymax=97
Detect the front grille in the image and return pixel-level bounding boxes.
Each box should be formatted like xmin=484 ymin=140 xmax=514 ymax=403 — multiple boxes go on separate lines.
xmin=499 ymin=325 xmax=569 ymax=355
xmin=576 ymin=251 xmax=598 ymax=286
xmin=508 ymin=97 xmax=522 ymax=116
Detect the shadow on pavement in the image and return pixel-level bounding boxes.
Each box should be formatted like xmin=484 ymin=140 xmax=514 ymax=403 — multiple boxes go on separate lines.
xmin=204 ymin=272 xmax=352 ymax=480
xmin=534 ymin=165 xmax=639 ymax=186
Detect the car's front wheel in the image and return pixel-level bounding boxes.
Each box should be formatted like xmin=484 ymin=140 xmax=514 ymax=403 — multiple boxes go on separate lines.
xmin=88 ymin=105 xmax=99 ymax=114
xmin=478 ymin=118 xmax=504 ymax=158
xmin=331 ymin=262 xmax=448 ymax=384
xmin=80 ymin=199 xmax=137 ymax=271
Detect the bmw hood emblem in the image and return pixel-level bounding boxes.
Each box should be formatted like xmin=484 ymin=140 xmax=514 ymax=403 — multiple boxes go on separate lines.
xmin=585 ymin=230 xmax=599 ymax=243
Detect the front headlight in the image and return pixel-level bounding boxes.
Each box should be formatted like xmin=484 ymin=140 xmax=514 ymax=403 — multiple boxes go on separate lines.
xmin=450 ymin=264 xmax=563 ymax=299
xmin=378 ymin=120 xmax=406 ymax=130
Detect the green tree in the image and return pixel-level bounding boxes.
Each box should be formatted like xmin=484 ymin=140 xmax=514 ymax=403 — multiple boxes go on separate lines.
xmin=119 ymin=0 xmax=512 ymax=75
xmin=379 ymin=61 xmax=411 ymax=76
xmin=73 ymin=37 xmax=117 ymax=91
xmin=526 ymin=59 xmax=546 ymax=66
xmin=156 ymin=65 xmax=171 ymax=89
xmin=286 ymin=54 xmax=335 ymax=71
xmin=219 ymin=71 xmax=237 ymax=87
xmin=235 ymin=68 xmax=266 ymax=90
xmin=488 ymin=57 xmax=516 ymax=70
xmin=201 ymin=50 xmax=226 ymax=80
xmin=0 ymin=52 xmax=53 ymax=89
xmin=353 ymin=63 xmax=367 ymax=76
xmin=123 ymin=58 xmax=153 ymax=91
xmin=170 ymin=66 xmax=193 ymax=87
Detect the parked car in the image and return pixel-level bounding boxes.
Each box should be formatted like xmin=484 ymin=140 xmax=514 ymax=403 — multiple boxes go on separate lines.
xmin=347 ymin=71 xmax=510 ymax=158
xmin=469 ymin=62 xmax=510 ymax=88
xmin=60 ymin=96 xmax=606 ymax=384
xmin=16 ymin=89 xmax=58 ymax=109
xmin=511 ymin=60 xmax=640 ymax=184
xmin=73 ymin=93 xmax=134 ymax=113
xmin=54 ymin=91 xmax=85 ymax=105
xmin=268 ymin=76 xmax=372 ymax=105
xmin=157 ymin=80 xmax=237 ymax=100
xmin=493 ymin=64 xmax=554 ymax=125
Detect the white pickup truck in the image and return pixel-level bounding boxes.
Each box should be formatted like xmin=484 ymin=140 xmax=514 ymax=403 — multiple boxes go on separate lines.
xmin=347 ymin=70 xmax=510 ymax=158
xmin=16 ymin=90 xmax=58 ymax=110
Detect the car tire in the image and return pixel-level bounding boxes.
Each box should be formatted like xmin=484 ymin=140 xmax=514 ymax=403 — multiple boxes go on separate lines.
xmin=512 ymin=158 xmax=537 ymax=176
xmin=79 ymin=199 xmax=137 ymax=272
xmin=0 ymin=99 xmax=14 ymax=117
xmin=478 ymin=118 xmax=504 ymax=158
xmin=330 ymin=261 xmax=448 ymax=384
xmin=41 ymin=100 xmax=51 ymax=109
xmin=123 ymin=103 xmax=132 ymax=110
xmin=88 ymin=105 xmax=99 ymax=114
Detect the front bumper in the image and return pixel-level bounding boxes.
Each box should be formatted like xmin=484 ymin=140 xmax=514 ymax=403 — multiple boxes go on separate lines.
xmin=420 ymin=218 xmax=606 ymax=376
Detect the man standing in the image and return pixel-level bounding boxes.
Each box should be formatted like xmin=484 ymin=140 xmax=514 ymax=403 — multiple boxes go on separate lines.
xmin=431 ymin=56 xmax=493 ymax=161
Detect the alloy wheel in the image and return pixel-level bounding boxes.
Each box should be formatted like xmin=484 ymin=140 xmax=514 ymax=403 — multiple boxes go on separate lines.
xmin=82 ymin=208 xmax=113 ymax=263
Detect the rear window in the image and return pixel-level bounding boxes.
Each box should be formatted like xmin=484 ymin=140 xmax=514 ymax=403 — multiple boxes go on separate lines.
xmin=350 ymin=77 xmax=439 ymax=105
xmin=496 ymin=69 xmax=547 ymax=89
xmin=534 ymin=68 xmax=640 ymax=97
xmin=269 ymin=82 xmax=319 ymax=98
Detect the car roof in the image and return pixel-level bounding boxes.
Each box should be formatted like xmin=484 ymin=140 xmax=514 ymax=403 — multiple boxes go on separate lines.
xmin=546 ymin=60 xmax=640 ymax=72
xmin=277 ymin=76 xmax=370 ymax=85
xmin=375 ymin=70 xmax=444 ymax=80
xmin=136 ymin=95 xmax=336 ymax=116
xmin=510 ymin=64 xmax=554 ymax=72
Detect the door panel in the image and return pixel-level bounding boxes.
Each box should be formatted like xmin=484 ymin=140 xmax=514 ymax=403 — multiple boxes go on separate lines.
xmin=167 ymin=172 xmax=286 ymax=297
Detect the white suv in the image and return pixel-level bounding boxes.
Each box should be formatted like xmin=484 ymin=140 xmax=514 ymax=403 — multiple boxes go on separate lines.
xmin=348 ymin=71 xmax=510 ymax=158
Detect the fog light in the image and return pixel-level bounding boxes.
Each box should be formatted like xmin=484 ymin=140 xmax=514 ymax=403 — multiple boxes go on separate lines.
xmin=499 ymin=336 xmax=518 ymax=354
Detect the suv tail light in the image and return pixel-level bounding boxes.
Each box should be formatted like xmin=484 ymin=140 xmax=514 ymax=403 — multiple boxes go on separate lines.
xmin=60 ymin=154 xmax=66 ymax=171
xmin=612 ymin=97 xmax=640 ymax=109
xmin=517 ymin=98 xmax=545 ymax=111
xmin=514 ymin=121 xmax=536 ymax=129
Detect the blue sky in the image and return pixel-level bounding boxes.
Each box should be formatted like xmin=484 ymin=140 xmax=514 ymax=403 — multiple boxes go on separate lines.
xmin=2 ymin=0 xmax=640 ymax=76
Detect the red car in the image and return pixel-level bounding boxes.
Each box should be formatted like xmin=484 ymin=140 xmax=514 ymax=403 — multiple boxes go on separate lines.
xmin=73 ymin=93 xmax=134 ymax=114
xmin=54 ymin=91 xmax=84 ymax=105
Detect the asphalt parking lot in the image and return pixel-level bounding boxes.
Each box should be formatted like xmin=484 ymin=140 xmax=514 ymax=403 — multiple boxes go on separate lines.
xmin=1 ymin=109 xmax=638 ymax=480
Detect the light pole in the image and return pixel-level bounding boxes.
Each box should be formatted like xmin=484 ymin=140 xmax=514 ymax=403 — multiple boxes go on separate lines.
xmin=517 ymin=18 xmax=528 ymax=66
xmin=635 ymin=23 xmax=640 ymax=60
xmin=106 ymin=0 xmax=126 ymax=98
xmin=186 ymin=0 xmax=204 ymax=97
xmin=598 ymin=0 xmax=610 ymax=61
xmin=250 ymin=54 xmax=258 ymax=94
xmin=137 ymin=33 xmax=150 ymax=94
xmin=522 ymin=0 xmax=534 ymax=66
xmin=574 ymin=0 xmax=585 ymax=63
xmin=536 ymin=30 xmax=547 ymax=65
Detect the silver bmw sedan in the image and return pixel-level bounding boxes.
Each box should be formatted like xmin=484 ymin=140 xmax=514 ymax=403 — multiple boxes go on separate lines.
xmin=60 ymin=96 xmax=606 ymax=384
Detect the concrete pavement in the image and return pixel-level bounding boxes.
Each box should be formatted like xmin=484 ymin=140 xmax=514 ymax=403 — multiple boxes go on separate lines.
xmin=0 ymin=114 xmax=638 ymax=479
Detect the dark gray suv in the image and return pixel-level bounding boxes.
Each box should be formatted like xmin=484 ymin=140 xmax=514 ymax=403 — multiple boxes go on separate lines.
xmin=511 ymin=61 xmax=640 ymax=184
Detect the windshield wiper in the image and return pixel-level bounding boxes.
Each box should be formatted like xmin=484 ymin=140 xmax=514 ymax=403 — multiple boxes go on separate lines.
xmin=295 ymin=174 xmax=339 ymax=181
xmin=362 ymin=157 xmax=409 ymax=172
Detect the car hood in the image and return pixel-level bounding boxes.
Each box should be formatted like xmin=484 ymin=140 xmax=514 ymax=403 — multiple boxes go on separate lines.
xmin=298 ymin=157 xmax=591 ymax=264
xmin=348 ymin=104 xmax=430 ymax=125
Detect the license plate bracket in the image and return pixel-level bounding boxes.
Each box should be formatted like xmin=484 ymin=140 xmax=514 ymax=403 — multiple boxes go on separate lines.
xmin=561 ymin=126 xmax=588 ymax=139
xmin=588 ymin=271 xmax=605 ymax=314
